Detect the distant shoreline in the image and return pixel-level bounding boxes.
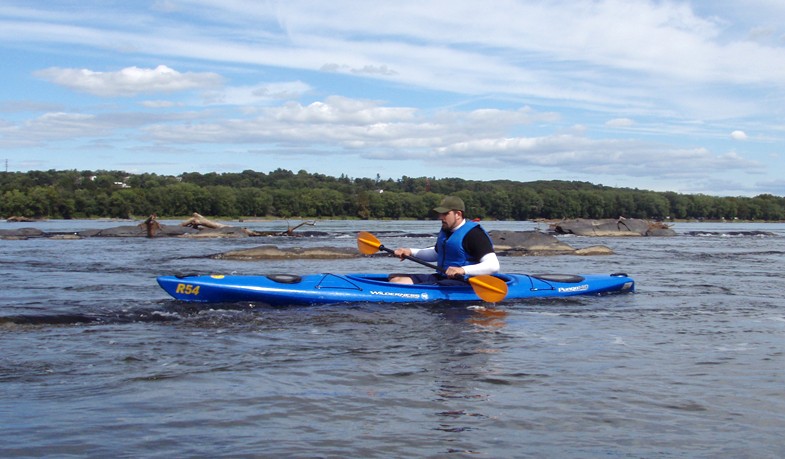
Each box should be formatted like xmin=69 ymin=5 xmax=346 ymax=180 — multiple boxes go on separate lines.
xmin=5 ymin=216 xmax=785 ymax=224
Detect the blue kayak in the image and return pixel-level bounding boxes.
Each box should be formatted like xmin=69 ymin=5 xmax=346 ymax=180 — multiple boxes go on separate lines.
xmin=157 ymin=272 xmax=634 ymax=305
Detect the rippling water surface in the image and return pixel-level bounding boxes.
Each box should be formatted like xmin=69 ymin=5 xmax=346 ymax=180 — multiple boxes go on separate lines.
xmin=2 ymin=219 xmax=784 ymax=458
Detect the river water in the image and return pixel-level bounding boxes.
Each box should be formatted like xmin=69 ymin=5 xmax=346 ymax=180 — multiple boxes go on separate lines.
xmin=1 ymin=219 xmax=784 ymax=458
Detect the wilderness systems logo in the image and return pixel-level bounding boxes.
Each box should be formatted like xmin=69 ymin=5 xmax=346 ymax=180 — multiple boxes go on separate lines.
xmin=557 ymin=284 xmax=589 ymax=293
xmin=370 ymin=291 xmax=429 ymax=300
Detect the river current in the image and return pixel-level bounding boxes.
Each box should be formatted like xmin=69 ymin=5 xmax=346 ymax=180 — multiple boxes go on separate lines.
xmin=1 ymin=219 xmax=784 ymax=458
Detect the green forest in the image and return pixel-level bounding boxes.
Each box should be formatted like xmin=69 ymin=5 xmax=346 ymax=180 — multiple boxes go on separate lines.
xmin=2 ymin=168 xmax=784 ymax=221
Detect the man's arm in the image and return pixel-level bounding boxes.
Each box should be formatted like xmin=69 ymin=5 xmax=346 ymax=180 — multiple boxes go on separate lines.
xmin=410 ymin=247 xmax=438 ymax=261
xmin=451 ymin=226 xmax=499 ymax=276
xmin=461 ymin=252 xmax=500 ymax=276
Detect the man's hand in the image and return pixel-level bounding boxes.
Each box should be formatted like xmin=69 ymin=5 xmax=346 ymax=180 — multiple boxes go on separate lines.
xmin=445 ymin=266 xmax=466 ymax=278
xmin=393 ymin=248 xmax=412 ymax=260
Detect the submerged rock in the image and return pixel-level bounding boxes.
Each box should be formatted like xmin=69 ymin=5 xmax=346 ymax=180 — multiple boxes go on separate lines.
xmin=574 ymin=245 xmax=615 ymax=255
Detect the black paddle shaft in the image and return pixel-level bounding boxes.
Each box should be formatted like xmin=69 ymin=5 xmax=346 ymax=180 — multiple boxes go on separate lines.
xmin=378 ymin=244 xmax=441 ymax=272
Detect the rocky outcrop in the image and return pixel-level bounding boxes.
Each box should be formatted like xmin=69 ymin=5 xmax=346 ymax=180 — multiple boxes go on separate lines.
xmin=213 ymin=230 xmax=616 ymax=260
xmin=0 ymin=215 xmax=319 ymax=239
xmin=71 ymin=225 xmax=197 ymax=238
xmin=0 ymin=227 xmax=45 ymax=239
xmin=0 ymin=222 xmax=617 ymax=258
xmin=550 ymin=218 xmax=676 ymax=237
xmin=490 ymin=230 xmax=575 ymax=254
xmin=215 ymin=245 xmax=359 ymax=260
xmin=489 ymin=230 xmax=614 ymax=256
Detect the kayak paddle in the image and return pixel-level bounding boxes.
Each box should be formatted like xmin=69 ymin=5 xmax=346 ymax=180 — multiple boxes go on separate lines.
xmin=357 ymin=231 xmax=508 ymax=303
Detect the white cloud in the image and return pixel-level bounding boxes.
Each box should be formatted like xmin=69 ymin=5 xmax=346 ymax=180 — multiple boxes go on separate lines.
xmin=9 ymin=1 xmax=785 ymax=119
xmin=6 ymin=112 xmax=109 ymax=142
xmin=140 ymin=100 xmax=181 ymax=108
xmin=0 ymin=108 xmax=201 ymax=147
xmin=202 ymin=81 xmax=312 ymax=106
xmin=135 ymin=96 xmax=763 ymax=181
xmin=606 ymin=118 xmax=635 ymax=127
xmin=34 ymin=65 xmax=222 ymax=97
xmin=272 ymin=96 xmax=417 ymax=124
xmin=731 ymin=130 xmax=748 ymax=140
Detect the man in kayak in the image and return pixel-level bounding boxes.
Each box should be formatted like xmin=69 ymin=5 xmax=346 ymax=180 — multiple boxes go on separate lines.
xmin=389 ymin=196 xmax=500 ymax=285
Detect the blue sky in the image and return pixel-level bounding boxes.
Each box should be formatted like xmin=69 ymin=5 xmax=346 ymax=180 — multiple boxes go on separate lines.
xmin=1 ymin=1 xmax=784 ymax=196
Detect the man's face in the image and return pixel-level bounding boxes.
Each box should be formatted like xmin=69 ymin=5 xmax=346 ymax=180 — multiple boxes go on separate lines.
xmin=438 ymin=210 xmax=462 ymax=231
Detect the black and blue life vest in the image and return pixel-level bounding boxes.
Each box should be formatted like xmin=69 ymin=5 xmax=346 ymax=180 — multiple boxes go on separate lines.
xmin=436 ymin=220 xmax=490 ymax=271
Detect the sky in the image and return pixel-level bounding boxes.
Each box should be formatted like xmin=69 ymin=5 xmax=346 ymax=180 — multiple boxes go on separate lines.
xmin=1 ymin=1 xmax=784 ymax=197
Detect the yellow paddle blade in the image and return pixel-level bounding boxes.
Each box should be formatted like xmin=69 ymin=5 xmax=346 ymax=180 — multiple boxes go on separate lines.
xmin=468 ymin=275 xmax=509 ymax=303
xmin=357 ymin=231 xmax=383 ymax=255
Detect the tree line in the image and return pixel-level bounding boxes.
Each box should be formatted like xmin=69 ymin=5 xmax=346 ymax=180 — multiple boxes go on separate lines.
xmin=1 ymin=168 xmax=784 ymax=221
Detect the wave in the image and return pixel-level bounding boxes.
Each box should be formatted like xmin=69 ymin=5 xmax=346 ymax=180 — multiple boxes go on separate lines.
xmin=684 ymin=230 xmax=778 ymax=238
